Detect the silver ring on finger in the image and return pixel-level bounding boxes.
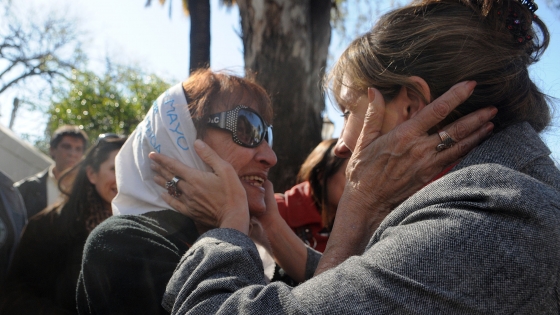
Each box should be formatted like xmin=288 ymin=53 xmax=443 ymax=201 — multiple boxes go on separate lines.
xmin=436 ymin=130 xmax=456 ymax=152
xmin=166 ymin=176 xmax=183 ymax=198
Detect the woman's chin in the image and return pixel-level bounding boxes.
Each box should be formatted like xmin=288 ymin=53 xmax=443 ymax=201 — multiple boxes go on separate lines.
xmin=245 ymin=185 xmax=266 ymax=216
xmin=248 ymin=201 xmax=267 ymax=216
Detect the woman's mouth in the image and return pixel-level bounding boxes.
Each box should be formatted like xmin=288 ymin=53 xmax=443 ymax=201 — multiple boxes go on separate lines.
xmin=240 ymin=175 xmax=265 ymax=187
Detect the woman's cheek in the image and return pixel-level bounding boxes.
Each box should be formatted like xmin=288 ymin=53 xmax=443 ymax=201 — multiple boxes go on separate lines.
xmin=342 ymin=115 xmax=364 ymax=152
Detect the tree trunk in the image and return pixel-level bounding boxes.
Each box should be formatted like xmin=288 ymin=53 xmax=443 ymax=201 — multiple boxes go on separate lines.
xmin=237 ymin=0 xmax=332 ymax=192
xmin=188 ymin=0 xmax=211 ymax=72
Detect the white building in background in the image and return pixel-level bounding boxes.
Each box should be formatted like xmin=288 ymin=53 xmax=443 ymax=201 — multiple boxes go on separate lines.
xmin=0 ymin=123 xmax=52 ymax=182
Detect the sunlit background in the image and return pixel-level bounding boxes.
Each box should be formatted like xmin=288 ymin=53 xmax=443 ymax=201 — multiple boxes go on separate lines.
xmin=1 ymin=0 xmax=559 ymax=160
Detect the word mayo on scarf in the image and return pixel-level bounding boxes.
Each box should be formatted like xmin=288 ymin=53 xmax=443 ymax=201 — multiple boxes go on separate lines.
xmin=112 ymin=83 xmax=210 ymax=216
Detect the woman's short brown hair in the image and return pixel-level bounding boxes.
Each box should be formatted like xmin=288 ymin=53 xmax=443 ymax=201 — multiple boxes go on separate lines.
xmin=326 ymin=0 xmax=551 ymax=133
xmin=182 ymin=69 xmax=273 ymax=138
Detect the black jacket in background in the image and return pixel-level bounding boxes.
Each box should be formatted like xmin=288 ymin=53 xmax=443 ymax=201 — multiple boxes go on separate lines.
xmin=14 ymin=168 xmax=48 ymax=219
xmin=77 ymin=210 xmax=199 ymax=315
xmin=0 ymin=201 xmax=88 ymax=315
xmin=0 ymin=171 xmax=26 ymax=286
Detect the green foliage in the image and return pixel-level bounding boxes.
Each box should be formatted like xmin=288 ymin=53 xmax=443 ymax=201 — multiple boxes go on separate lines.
xmin=47 ymin=65 xmax=171 ymax=141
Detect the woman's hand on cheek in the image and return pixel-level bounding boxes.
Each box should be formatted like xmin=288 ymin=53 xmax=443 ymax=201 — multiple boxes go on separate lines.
xmin=344 ymin=81 xmax=495 ymax=220
xmin=248 ymin=181 xmax=277 ymax=242
xmin=253 ymin=181 xmax=279 ymax=220
xmin=251 ymin=181 xmax=310 ymax=282
xmin=317 ymin=81 xmax=496 ymax=275
xmin=149 ymin=140 xmax=250 ymax=234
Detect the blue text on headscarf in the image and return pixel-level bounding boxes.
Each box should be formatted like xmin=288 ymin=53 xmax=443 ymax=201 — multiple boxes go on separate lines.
xmin=164 ymin=98 xmax=190 ymax=151
xmin=144 ymin=115 xmax=161 ymax=153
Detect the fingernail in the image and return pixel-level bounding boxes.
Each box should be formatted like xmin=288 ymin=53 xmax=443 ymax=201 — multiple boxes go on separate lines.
xmin=368 ymin=87 xmax=375 ymax=103
xmin=466 ymin=81 xmax=477 ymax=96
xmin=490 ymin=107 xmax=498 ymax=119
xmin=194 ymin=139 xmax=206 ymax=149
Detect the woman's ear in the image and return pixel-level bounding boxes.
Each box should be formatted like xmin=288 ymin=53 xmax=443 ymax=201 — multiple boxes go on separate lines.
xmin=408 ymin=76 xmax=431 ymax=101
xmin=86 ymin=166 xmax=97 ymax=185
xmin=404 ymin=76 xmax=431 ymax=120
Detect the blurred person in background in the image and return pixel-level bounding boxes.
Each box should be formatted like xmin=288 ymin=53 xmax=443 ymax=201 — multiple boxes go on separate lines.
xmin=0 ymin=134 xmax=126 ymax=315
xmin=276 ymin=138 xmax=348 ymax=253
xmin=15 ymin=125 xmax=88 ymax=219
xmin=0 ymin=171 xmax=26 ymax=286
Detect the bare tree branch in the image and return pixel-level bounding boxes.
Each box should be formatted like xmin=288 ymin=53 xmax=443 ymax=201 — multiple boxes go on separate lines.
xmin=0 ymin=2 xmax=84 ymax=98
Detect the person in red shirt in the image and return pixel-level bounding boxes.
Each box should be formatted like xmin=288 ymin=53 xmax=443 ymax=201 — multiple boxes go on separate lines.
xmin=275 ymin=138 xmax=348 ymax=252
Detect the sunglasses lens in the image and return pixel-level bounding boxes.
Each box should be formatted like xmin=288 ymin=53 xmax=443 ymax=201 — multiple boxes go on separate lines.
xmin=97 ymin=133 xmax=120 ymax=144
xmin=236 ymin=109 xmax=266 ymax=147
xmin=266 ymin=126 xmax=273 ymax=148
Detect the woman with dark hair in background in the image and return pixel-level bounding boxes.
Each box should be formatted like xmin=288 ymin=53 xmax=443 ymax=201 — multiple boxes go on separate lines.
xmin=0 ymin=134 xmax=126 ymax=314
xmin=276 ymin=138 xmax=348 ymax=252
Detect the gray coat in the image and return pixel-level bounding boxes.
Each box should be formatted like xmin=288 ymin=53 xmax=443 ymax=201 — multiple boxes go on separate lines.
xmin=163 ymin=122 xmax=560 ymax=314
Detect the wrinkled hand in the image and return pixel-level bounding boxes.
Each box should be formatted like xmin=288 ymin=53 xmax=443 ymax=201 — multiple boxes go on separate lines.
xmin=250 ymin=180 xmax=280 ymax=224
xmin=344 ymin=81 xmax=496 ymax=222
xmin=249 ymin=180 xmax=310 ymax=282
xmin=149 ymin=140 xmax=250 ymax=233
xmin=316 ymin=81 xmax=496 ymax=275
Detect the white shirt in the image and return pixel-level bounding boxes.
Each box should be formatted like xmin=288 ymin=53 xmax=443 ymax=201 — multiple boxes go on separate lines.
xmin=46 ymin=165 xmax=64 ymax=207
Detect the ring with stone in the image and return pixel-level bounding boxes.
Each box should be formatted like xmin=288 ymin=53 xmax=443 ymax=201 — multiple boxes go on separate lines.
xmin=436 ymin=130 xmax=456 ymax=152
xmin=166 ymin=176 xmax=182 ymax=198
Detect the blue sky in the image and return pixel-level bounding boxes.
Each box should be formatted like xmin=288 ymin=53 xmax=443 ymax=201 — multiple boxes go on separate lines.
xmin=1 ymin=0 xmax=559 ymax=161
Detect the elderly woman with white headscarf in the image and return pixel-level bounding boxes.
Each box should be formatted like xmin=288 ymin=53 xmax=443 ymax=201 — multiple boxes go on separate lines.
xmin=76 ymin=69 xmax=279 ymax=315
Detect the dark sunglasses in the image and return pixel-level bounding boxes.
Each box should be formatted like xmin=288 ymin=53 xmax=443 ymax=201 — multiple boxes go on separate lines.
xmin=207 ymin=105 xmax=273 ymax=148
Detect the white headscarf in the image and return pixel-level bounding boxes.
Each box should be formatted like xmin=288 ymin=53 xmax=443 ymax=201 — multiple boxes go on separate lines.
xmin=112 ymin=83 xmax=211 ymax=216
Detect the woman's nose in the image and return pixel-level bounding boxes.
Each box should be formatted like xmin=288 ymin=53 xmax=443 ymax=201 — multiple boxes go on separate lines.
xmin=257 ymin=141 xmax=277 ymax=167
xmin=333 ymin=138 xmax=352 ymax=158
